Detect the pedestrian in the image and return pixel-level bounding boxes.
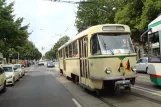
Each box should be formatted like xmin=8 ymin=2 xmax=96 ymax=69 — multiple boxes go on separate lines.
xmin=21 ymin=60 xmax=25 ymax=67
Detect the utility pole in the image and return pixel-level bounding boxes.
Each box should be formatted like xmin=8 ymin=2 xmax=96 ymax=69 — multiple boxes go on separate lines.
xmin=18 ymin=52 xmax=19 ymax=62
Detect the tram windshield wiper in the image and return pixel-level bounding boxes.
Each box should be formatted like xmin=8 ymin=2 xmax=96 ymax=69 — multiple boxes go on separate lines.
xmin=102 ymin=40 xmax=114 ymax=55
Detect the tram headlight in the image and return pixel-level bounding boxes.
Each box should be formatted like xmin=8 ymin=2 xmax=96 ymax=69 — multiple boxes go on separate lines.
xmin=131 ymin=66 xmax=136 ymax=72
xmin=105 ymin=67 xmax=112 ymax=74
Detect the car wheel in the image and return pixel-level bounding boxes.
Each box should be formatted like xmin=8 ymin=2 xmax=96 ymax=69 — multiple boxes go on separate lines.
xmin=17 ymin=76 xmax=20 ymax=81
xmin=146 ymin=68 xmax=148 ymax=73
xmin=1 ymin=81 xmax=6 ymax=93
xmin=12 ymin=78 xmax=15 ymax=86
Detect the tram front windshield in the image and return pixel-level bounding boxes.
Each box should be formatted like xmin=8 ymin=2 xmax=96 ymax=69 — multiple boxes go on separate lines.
xmin=91 ymin=34 xmax=135 ymax=55
xmin=148 ymin=32 xmax=161 ymax=63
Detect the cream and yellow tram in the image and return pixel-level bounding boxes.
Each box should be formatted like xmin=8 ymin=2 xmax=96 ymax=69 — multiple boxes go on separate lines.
xmin=58 ymin=24 xmax=137 ymax=94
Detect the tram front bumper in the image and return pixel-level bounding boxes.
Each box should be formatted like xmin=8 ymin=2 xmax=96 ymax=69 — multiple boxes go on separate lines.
xmin=115 ymin=80 xmax=131 ymax=91
xmin=115 ymin=80 xmax=131 ymax=86
xmin=89 ymin=74 xmax=138 ymax=80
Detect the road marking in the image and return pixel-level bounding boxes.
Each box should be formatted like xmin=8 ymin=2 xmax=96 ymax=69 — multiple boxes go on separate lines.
xmin=134 ymin=85 xmax=161 ymax=94
xmin=132 ymin=87 xmax=161 ymax=97
xmin=72 ymin=98 xmax=82 ymax=107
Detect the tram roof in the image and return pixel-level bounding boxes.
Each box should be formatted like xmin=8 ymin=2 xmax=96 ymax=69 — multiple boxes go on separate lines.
xmin=148 ymin=14 xmax=161 ymax=28
xmin=148 ymin=15 xmax=161 ymax=33
xmin=58 ymin=24 xmax=130 ymax=50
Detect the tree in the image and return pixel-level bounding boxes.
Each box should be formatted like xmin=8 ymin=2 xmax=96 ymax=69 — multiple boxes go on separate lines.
xmin=13 ymin=40 xmax=42 ymax=60
xmin=75 ymin=0 xmax=117 ymax=32
xmin=138 ymin=0 xmax=161 ymax=31
xmin=75 ymin=0 xmax=161 ymax=42
xmin=114 ymin=0 xmax=144 ymax=42
xmin=45 ymin=36 xmax=70 ymax=60
xmin=0 ymin=0 xmax=29 ymax=60
xmin=0 ymin=0 xmax=39 ymax=62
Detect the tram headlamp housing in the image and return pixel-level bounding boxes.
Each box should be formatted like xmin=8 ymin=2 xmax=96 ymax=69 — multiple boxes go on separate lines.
xmin=131 ymin=66 xmax=136 ymax=72
xmin=105 ymin=67 xmax=112 ymax=74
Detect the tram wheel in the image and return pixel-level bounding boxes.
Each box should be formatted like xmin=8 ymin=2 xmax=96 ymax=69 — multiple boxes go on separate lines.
xmin=95 ymin=89 xmax=102 ymax=97
xmin=125 ymin=86 xmax=131 ymax=92
xmin=146 ymin=68 xmax=148 ymax=73
xmin=114 ymin=86 xmax=121 ymax=95
xmin=75 ymin=76 xmax=79 ymax=85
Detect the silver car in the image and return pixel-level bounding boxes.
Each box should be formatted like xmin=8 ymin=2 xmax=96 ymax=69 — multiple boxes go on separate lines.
xmin=136 ymin=57 xmax=148 ymax=73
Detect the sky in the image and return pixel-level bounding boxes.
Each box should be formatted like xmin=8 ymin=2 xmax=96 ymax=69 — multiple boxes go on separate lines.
xmin=7 ymin=0 xmax=79 ymax=55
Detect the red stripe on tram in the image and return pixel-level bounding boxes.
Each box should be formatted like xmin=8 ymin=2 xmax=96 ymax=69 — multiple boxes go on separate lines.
xmin=150 ymin=74 xmax=161 ymax=78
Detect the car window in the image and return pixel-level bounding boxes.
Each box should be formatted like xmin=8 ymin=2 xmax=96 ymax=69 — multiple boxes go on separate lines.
xmin=3 ymin=67 xmax=13 ymax=72
xmin=14 ymin=65 xmax=21 ymax=69
xmin=142 ymin=58 xmax=148 ymax=63
xmin=0 ymin=67 xmax=4 ymax=74
xmin=137 ymin=59 xmax=142 ymax=63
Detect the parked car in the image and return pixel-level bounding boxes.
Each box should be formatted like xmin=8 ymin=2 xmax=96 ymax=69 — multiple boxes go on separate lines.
xmin=0 ymin=66 xmax=6 ymax=93
xmin=14 ymin=64 xmax=25 ymax=77
xmin=47 ymin=61 xmax=55 ymax=68
xmin=38 ymin=60 xmax=45 ymax=65
xmin=3 ymin=65 xmax=20 ymax=85
xmin=136 ymin=57 xmax=148 ymax=73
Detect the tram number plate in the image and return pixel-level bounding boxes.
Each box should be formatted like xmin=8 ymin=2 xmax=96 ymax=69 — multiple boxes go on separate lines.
xmin=115 ymin=80 xmax=130 ymax=85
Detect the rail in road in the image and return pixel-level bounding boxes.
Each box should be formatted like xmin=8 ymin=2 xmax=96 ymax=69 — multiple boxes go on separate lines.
xmin=52 ymin=70 xmax=161 ymax=106
xmin=23 ymin=65 xmax=161 ymax=107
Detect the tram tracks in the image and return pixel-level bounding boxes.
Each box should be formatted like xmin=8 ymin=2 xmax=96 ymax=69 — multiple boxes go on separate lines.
xmin=131 ymin=92 xmax=161 ymax=105
xmin=97 ymin=91 xmax=161 ymax=107
xmin=98 ymin=97 xmax=116 ymax=107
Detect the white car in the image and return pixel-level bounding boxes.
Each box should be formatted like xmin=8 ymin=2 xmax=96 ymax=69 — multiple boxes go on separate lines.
xmin=136 ymin=57 xmax=148 ymax=73
xmin=38 ymin=60 xmax=45 ymax=65
xmin=3 ymin=65 xmax=20 ymax=85
xmin=0 ymin=66 xmax=6 ymax=93
xmin=14 ymin=64 xmax=25 ymax=77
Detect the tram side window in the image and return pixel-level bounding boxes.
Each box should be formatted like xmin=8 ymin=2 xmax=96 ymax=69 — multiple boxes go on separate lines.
xmin=63 ymin=48 xmax=65 ymax=58
xmin=73 ymin=41 xmax=78 ymax=57
xmin=148 ymin=32 xmax=161 ymax=63
xmin=91 ymin=35 xmax=101 ymax=55
xmin=69 ymin=44 xmax=72 ymax=57
xmin=65 ymin=46 xmax=69 ymax=58
xmin=59 ymin=50 xmax=62 ymax=58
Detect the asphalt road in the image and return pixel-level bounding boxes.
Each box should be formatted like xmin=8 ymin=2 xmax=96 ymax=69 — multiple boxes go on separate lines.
xmin=0 ymin=65 xmax=77 ymax=107
xmin=136 ymin=72 xmax=161 ymax=91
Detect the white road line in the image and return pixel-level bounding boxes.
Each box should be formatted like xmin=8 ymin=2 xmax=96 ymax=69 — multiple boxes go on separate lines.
xmin=72 ymin=98 xmax=82 ymax=107
xmin=134 ymin=85 xmax=161 ymax=94
xmin=132 ymin=87 xmax=161 ymax=97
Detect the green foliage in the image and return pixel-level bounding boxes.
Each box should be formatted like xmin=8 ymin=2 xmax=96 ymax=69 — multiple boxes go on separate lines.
xmin=45 ymin=36 xmax=70 ymax=60
xmin=0 ymin=0 xmax=41 ymax=61
xmin=76 ymin=0 xmax=116 ymax=32
xmin=76 ymin=0 xmax=161 ymax=42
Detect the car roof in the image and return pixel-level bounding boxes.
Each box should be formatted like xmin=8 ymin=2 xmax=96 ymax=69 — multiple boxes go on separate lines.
xmin=3 ymin=64 xmax=14 ymax=67
xmin=14 ymin=64 xmax=21 ymax=65
xmin=141 ymin=57 xmax=148 ymax=59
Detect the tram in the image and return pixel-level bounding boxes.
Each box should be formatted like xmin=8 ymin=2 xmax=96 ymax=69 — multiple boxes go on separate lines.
xmin=141 ymin=15 xmax=161 ymax=86
xmin=58 ymin=24 xmax=138 ymax=94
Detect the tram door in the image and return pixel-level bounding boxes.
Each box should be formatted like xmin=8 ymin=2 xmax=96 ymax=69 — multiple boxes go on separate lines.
xmin=63 ymin=48 xmax=66 ymax=71
xmin=79 ymin=37 xmax=89 ymax=86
